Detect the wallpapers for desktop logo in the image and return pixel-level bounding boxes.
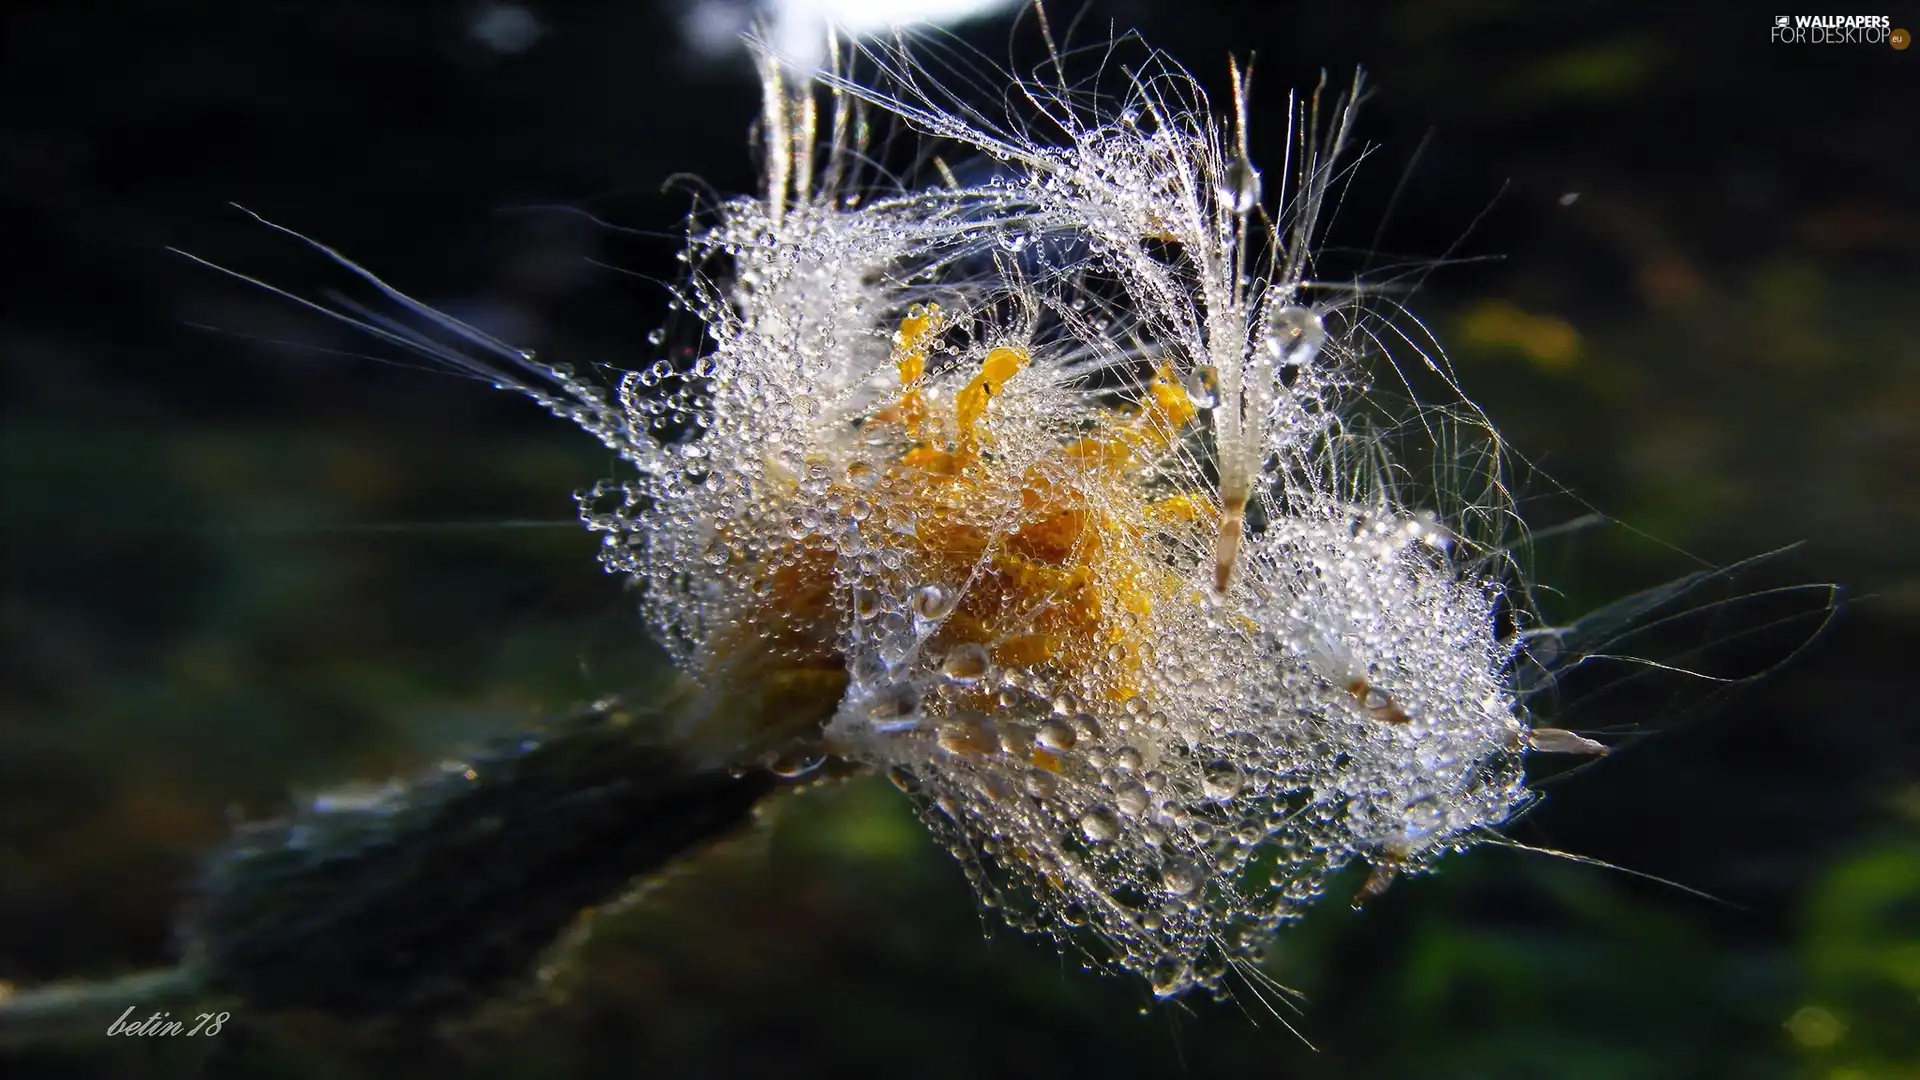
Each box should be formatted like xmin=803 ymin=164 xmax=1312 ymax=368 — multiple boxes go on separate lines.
xmin=1771 ymin=14 xmax=1908 ymax=46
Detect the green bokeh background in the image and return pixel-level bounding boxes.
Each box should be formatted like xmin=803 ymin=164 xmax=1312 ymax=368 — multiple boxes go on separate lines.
xmin=3 ymin=2 xmax=1914 ymax=1076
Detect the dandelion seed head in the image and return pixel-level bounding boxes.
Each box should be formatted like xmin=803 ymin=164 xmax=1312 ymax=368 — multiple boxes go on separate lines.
xmin=568 ymin=35 xmax=1557 ymax=998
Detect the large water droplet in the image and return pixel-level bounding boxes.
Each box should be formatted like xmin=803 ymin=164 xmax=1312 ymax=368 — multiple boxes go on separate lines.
xmin=1202 ymin=759 xmax=1243 ymax=800
xmin=1183 ymin=364 xmax=1220 ymax=409
xmin=940 ymin=643 xmax=991 ymax=684
xmin=1264 ymin=304 xmax=1326 ymax=368
xmin=937 ymin=712 xmax=998 ymax=756
xmin=768 ymin=746 xmax=826 ymax=779
xmin=1161 ymin=855 xmax=1204 ymax=897
xmin=1222 ymin=156 xmax=1262 ymax=215
xmin=1080 ymin=807 xmax=1120 ymax=843
xmin=1150 ymin=957 xmax=1190 ymax=997
xmin=1037 ymin=718 xmax=1078 ymax=752
xmin=911 ymin=582 xmax=957 ymax=623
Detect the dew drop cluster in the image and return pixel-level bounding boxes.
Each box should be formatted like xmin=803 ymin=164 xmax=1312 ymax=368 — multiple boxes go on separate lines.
xmin=500 ymin=43 xmax=1594 ymax=1000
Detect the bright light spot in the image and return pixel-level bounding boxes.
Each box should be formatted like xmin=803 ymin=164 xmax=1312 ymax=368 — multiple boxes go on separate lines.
xmin=471 ymin=3 xmax=542 ymax=54
xmin=683 ymin=0 xmax=1020 ymax=69
xmin=787 ymin=0 xmax=1018 ymax=35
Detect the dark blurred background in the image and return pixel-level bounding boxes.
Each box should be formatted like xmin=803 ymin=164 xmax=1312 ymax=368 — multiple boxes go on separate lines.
xmin=2 ymin=1 xmax=1915 ymax=1077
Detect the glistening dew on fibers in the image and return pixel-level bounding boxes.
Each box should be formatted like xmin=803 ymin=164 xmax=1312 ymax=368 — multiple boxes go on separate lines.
xmin=236 ymin=37 xmax=1612 ymax=1002
xmin=563 ymin=38 xmax=1615 ymax=1000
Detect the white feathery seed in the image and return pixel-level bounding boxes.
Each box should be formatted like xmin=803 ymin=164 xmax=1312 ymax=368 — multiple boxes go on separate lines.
xmin=551 ymin=34 xmax=1599 ymax=999
xmin=186 ymin=28 xmax=1627 ymax=1003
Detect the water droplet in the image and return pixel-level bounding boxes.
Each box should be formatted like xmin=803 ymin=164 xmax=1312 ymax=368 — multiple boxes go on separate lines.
xmin=940 ymin=643 xmax=991 ymax=684
xmin=912 ymin=582 xmax=957 ymax=622
xmin=1114 ymin=779 xmax=1150 ymax=816
xmin=1183 ymin=365 xmax=1220 ymax=409
xmin=1150 ymin=957 xmax=1189 ymax=997
xmin=1080 ymin=807 xmax=1120 ymax=843
xmin=937 ymin=712 xmax=998 ymax=756
xmin=1202 ymin=760 xmax=1243 ymax=800
xmin=853 ymin=588 xmax=882 ymax=620
xmin=1161 ymin=855 xmax=1204 ymax=897
xmin=768 ymin=746 xmax=826 ymax=779
xmin=1037 ymin=718 xmax=1078 ymax=752
xmin=1264 ymin=304 xmax=1326 ymax=367
xmin=1222 ymin=156 xmax=1262 ymax=215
